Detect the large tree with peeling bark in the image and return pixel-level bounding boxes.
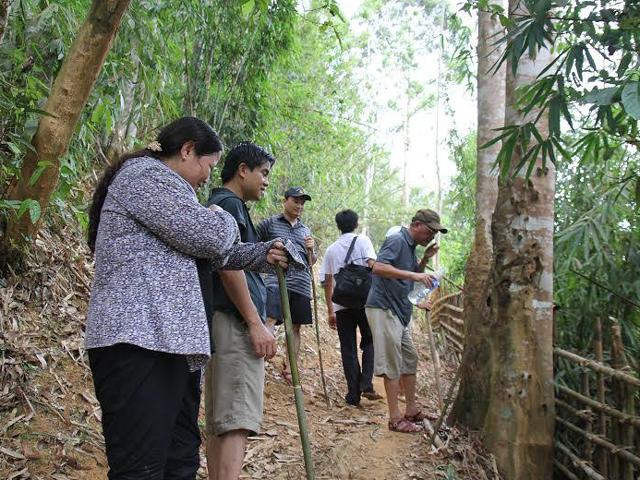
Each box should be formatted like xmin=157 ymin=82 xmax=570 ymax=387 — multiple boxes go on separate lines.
xmin=451 ymin=5 xmax=505 ymax=429
xmin=481 ymin=0 xmax=555 ymax=477
xmin=2 ymin=0 xmax=130 ymax=258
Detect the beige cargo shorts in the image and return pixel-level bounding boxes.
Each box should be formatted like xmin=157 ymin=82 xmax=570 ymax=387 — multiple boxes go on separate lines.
xmin=365 ymin=307 xmax=418 ymax=380
xmin=204 ymin=311 xmax=265 ymax=436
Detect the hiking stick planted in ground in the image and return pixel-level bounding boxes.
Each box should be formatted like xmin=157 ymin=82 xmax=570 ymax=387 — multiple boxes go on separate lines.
xmin=307 ymin=248 xmax=330 ymax=407
xmin=425 ymin=310 xmax=443 ymax=407
xmin=276 ymin=265 xmax=315 ymax=480
xmin=429 ymin=366 xmax=462 ymax=449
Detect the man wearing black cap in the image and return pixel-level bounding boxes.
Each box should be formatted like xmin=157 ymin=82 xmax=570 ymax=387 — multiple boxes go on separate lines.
xmin=366 ymin=209 xmax=448 ymax=433
xmin=256 ymin=187 xmax=316 ymax=384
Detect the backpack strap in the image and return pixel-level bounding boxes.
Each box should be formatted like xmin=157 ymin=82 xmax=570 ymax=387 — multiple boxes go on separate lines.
xmin=343 ymin=236 xmax=359 ymax=264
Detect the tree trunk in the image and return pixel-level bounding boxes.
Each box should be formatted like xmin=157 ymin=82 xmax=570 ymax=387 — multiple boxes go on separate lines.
xmin=452 ymin=6 xmax=505 ymax=429
xmin=483 ymin=1 xmax=556 ymax=478
xmin=433 ymin=3 xmax=445 ymax=218
xmin=362 ymin=162 xmax=374 ymax=236
xmin=3 ymin=0 xmax=131 ymax=255
xmin=402 ymin=85 xmax=410 ymax=207
xmin=0 ymin=0 xmax=10 ymax=45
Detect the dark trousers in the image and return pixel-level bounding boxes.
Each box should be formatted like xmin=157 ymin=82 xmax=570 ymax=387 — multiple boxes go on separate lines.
xmin=89 ymin=344 xmax=201 ymax=480
xmin=336 ymin=308 xmax=374 ymax=405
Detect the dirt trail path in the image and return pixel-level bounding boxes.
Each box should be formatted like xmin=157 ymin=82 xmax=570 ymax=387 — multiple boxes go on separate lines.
xmin=244 ymin=320 xmax=471 ymax=479
xmin=1 ymin=315 xmax=485 ymax=480
xmin=1 ymin=226 xmax=490 ymax=479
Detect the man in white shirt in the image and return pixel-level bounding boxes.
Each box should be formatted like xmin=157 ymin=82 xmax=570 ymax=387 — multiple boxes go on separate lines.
xmin=320 ymin=209 xmax=382 ymax=406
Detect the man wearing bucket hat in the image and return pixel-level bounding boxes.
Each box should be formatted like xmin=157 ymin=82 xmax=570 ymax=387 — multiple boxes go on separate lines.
xmin=366 ymin=208 xmax=448 ymax=433
xmin=257 ymin=187 xmax=316 ymax=384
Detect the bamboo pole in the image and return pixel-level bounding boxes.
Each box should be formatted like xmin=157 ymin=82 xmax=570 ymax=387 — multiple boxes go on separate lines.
xmin=429 ymin=367 xmax=462 ymax=448
xmin=625 ymin=384 xmax=637 ymax=479
xmin=594 ymin=318 xmax=608 ymax=475
xmin=429 ymin=291 xmax=462 ymax=312
xmin=425 ymin=310 xmax=443 ymax=407
xmin=554 ymin=459 xmax=581 ymax=480
xmin=441 ymin=303 xmax=463 ymax=313
xmin=440 ymin=312 xmax=464 ymax=327
xmin=582 ymin=369 xmax=593 ymax=462
xmin=442 ymin=332 xmax=463 ymax=352
xmin=556 ymin=441 xmax=606 ymax=480
xmin=437 ymin=316 xmax=449 ymax=352
xmin=556 ymin=416 xmax=640 ymax=467
xmin=612 ymin=321 xmax=635 ymax=480
xmin=276 ymin=266 xmax=315 ymax=480
xmin=554 ymin=348 xmax=640 ymax=387
xmin=610 ymin=323 xmax=622 ymax=480
xmin=556 ymin=398 xmax=592 ymax=420
xmin=439 ymin=319 xmax=464 ymax=339
xmin=625 ymin=386 xmax=637 ymax=479
xmin=306 ymin=249 xmax=329 ymax=407
xmin=556 ymin=385 xmax=640 ymax=428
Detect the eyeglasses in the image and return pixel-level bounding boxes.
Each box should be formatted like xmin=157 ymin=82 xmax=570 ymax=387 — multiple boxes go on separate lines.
xmin=416 ymin=222 xmax=436 ymax=235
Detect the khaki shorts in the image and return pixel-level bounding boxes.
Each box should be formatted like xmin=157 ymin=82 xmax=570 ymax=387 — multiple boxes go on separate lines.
xmin=365 ymin=307 xmax=418 ymax=380
xmin=204 ymin=311 xmax=265 ymax=436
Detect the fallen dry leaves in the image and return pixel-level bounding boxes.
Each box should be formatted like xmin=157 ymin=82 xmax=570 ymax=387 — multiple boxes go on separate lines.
xmin=1 ymin=223 xmax=500 ymax=479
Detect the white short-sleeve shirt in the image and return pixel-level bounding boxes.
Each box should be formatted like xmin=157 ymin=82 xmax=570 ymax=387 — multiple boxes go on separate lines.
xmin=319 ymin=233 xmax=377 ymax=312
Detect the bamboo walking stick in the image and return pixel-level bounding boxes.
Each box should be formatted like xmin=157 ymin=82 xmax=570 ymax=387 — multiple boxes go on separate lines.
xmin=429 ymin=366 xmax=462 ymax=449
xmin=307 ymin=248 xmax=330 ymax=407
xmin=276 ymin=265 xmax=315 ymax=480
xmin=425 ymin=309 xmax=443 ymax=407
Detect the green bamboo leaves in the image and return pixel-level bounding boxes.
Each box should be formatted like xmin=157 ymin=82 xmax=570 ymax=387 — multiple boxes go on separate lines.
xmin=476 ymin=0 xmax=640 ymax=180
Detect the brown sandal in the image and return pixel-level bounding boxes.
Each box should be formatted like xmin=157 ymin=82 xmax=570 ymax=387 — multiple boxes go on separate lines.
xmin=404 ymin=410 xmax=436 ymax=422
xmin=388 ymin=418 xmax=424 ymax=433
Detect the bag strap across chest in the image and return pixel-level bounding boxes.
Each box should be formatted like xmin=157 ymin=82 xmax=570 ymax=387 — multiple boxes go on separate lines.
xmin=343 ymin=236 xmax=359 ymax=264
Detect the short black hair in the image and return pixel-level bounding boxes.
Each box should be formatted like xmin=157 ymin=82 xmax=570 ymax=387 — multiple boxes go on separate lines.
xmin=335 ymin=209 xmax=358 ymax=234
xmin=220 ymin=142 xmax=276 ymax=183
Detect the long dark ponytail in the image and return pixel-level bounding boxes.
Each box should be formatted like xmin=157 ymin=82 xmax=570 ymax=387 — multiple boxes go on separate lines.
xmin=87 ymin=117 xmax=222 ymax=252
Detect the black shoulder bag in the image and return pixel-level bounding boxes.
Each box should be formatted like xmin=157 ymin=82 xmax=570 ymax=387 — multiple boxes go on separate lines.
xmin=331 ymin=236 xmax=372 ymax=309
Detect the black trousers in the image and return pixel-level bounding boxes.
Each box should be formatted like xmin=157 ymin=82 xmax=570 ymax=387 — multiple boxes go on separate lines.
xmin=89 ymin=344 xmax=201 ymax=480
xmin=336 ymin=308 xmax=375 ymax=405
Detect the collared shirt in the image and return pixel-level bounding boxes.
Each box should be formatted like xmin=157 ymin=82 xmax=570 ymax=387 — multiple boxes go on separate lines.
xmin=197 ymin=188 xmax=267 ymax=331
xmin=256 ymin=214 xmax=313 ymax=298
xmin=366 ymin=227 xmax=418 ymax=326
xmin=319 ymin=233 xmax=377 ymax=312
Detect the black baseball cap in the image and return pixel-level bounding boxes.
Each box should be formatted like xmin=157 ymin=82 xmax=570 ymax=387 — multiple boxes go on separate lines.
xmin=284 ymin=186 xmax=311 ymax=201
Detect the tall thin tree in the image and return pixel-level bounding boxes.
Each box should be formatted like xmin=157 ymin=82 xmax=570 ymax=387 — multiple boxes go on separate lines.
xmin=482 ymin=0 xmax=556 ymax=477
xmin=452 ymin=5 xmax=505 ymax=428
xmin=3 ymin=0 xmax=130 ymax=259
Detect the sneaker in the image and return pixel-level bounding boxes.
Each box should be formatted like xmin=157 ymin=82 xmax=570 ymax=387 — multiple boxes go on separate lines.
xmin=362 ymin=390 xmax=383 ymax=401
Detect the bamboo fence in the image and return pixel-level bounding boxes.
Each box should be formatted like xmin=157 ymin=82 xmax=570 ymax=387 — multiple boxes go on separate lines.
xmin=428 ymin=292 xmax=639 ymax=480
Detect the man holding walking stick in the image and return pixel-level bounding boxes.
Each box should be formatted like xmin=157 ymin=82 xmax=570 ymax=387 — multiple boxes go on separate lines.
xmin=257 ymin=187 xmax=316 ymax=385
xmin=198 ymin=143 xmax=279 ymax=480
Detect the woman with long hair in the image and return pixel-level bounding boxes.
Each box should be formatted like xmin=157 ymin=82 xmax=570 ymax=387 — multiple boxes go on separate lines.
xmin=85 ymin=117 xmax=287 ymax=479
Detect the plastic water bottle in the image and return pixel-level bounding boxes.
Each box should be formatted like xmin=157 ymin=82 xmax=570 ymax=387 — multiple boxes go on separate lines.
xmin=408 ymin=268 xmax=445 ymax=305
